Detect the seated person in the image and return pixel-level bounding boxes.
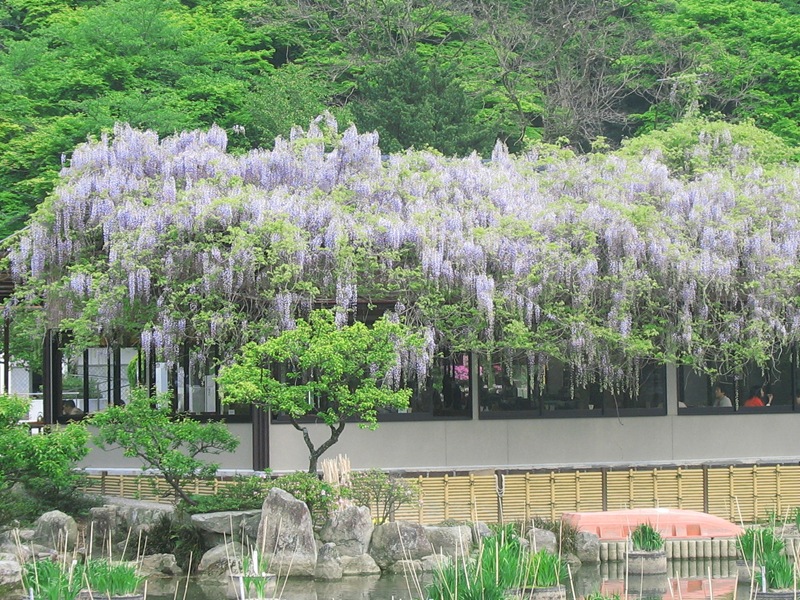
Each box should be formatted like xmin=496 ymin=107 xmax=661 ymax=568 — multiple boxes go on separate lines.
xmin=58 ymin=399 xmax=85 ymax=423
xmin=743 ymin=385 xmax=770 ymax=407
xmin=713 ymin=384 xmax=732 ymax=408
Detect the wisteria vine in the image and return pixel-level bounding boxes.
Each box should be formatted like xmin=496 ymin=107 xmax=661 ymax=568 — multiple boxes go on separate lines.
xmin=7 ymin=116 xmax=800 ymax=390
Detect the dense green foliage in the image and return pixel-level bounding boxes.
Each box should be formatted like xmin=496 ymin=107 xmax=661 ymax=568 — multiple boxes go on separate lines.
xmin=219 ymin=310 xmax=418 ymax=473
xmin=1 ymin=0 xmax=799 ymax=238
xmin=630 ymin=522 xmax=664 ymax=551
xmin=348 ymin=469 xmax=419 ymax=525
xmin=426 ymin=526 xmax=566 ymax=600
xmin=185 ymin=471 xmax=337 ymax=523
xmin=0 ymin=394 xmax=90 ymax=527
xmin=90 ymin=389 xmax=240 ymax=505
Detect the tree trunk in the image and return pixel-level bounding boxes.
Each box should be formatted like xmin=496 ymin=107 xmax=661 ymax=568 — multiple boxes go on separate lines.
xmin=291 ymin=418 xmax=346 ymax=474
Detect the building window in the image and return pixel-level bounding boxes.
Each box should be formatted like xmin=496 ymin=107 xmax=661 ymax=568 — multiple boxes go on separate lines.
xmin=678 ymin=350 xmax=796 ymax=412
xmin=479 ymin=354 xmax=666 ymax=417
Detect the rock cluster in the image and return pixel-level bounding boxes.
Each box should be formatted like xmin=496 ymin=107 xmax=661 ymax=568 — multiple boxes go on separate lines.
xmin=0 ymin=491 xmax=602 ymax=588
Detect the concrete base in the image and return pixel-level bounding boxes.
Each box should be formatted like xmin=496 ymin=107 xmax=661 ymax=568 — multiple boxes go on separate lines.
xmin=504 ymin=586 xmax=566 ymax=600
xmin=626 ymin=550 xmax=667 ymax=575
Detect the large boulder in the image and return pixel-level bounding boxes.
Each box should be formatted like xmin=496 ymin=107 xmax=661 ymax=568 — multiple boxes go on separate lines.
xmin=315 ymin=543 xmax=343 ymax=580
xmin=576 ymin=531 xmax=600 ymax=563
xmin=319 ymin=505 xmax=374 ymax=557
xmin=89 ymin=499 xmax=174 ymax=548
xmin=340 ymin=554 xmax=381 ymax=576
xmin=191 ymin=510 xmax=261 ymax=548
xmin=256 ymin=488 xmax=317 ymax=577
xmin=369 ymin=521 xmax=431 ymax=568
xmin=138 ymin=554 xmax=183 ymax=576
xmin=424 ymin=525 xmax=472 ymax=558
xmin=0 ymin=558 xmax=21 ymax=588
xmin=197 ymin=542 xmax=244 ymax=576
xmin=526 ymin=528 xmax=558 ymax=554
xmin=471 ymin=522 xmax=492 ymax=545
xmin=32 ymin=511 xmax=78 ymax=550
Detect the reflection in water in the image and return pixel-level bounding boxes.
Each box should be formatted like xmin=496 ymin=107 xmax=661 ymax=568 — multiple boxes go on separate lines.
xmin=145 ymin=560 xmax=749 ymax=600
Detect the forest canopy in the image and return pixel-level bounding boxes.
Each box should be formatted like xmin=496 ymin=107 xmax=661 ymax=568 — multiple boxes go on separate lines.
xmin=1 ymin=0 xmax=799 ymax=239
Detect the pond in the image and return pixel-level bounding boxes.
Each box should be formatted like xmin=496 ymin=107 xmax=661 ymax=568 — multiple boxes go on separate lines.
xmin=143 ymin=559 xmax=749 ymax=600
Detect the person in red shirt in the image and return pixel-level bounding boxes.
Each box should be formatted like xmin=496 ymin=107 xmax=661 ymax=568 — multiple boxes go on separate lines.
xmin=743 ymin=384 xmax=771 ymax=407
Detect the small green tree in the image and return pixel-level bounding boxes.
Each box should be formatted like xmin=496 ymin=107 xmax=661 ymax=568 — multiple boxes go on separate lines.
xmin=349 ymin=469 xmax=419 ymax=524
xmin=218 ymin=309 xmax=418 ymax=473
xmin=91 ymin=389 xmax=239 ymax=505
xmin=0 ymin=394 xmax=90 ymax=525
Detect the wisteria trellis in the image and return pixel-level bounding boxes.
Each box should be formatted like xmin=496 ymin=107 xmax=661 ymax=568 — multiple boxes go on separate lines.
xmin=7 ymin=115 xmax=800 ymax=392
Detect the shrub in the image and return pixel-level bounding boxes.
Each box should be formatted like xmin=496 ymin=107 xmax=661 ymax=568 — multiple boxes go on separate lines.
xmin=85 ymin=560 xmax=144 ymax=596
xmin=184 ymin=474 xmax=272 ymax=514
xmin=144 ymin=513 xmax=206 ymax=573
xmin=765 ymin=551 xmax=795 ymax=590
xmin=738 ymin=526 xmax=785 ymax=564
xmin=348 ymin=469 xmax=418 ymax=524
xmin=22 ymin=559 xmax=85 ymax=600
xmin=91 ymin=389 xmax=239 ymax=505
xmin=630 ymin=522 xmax=664 ymax=551
xmin=0 ymin=394 xmax=90 ymax=528
xmin=273 ymin=471 xmax=338 ymax=524
xmin=426 ymin=526 xmax=565 ymax=600
xmin=532 ymin=516 xmax=579 ymax=555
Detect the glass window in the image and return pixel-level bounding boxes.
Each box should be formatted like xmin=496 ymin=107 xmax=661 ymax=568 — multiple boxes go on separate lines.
xmin=479 ymin=354 xmax=666 ymax=416
xmin=404 ymin=352 xmax=472 ymax=417
xmin=477 ymin=352 xmax=535 ymax=412
xmin=678 ymin=349 xmax=796 ymax=411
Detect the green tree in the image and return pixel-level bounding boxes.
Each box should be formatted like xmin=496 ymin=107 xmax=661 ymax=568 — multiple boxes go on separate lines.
xmin=218 ymin=310 xmax=419 ymax=473
xmin=0 ymin=394 xmax=89 ymax=524
xmin=351 ymin=52 xmax=496 ymax=156
xmin=91 ymin=389 xmax=239 ymax=505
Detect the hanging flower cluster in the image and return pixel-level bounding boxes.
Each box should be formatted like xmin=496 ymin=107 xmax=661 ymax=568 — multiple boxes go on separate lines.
xmin=7 ymin=115 xmax=800 ymax=389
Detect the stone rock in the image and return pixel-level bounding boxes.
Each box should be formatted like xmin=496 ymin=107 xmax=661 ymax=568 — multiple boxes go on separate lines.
xmin=563 ymin=551 xmax=582 ymax=570
xmin=526 ymin=528 xmax=558 ymax=554
xmin=421 ymin=553 xmax=451 ymax=572
xmin=387 ymin=559 xmax=422 ymax=573
xmin=197 ymin=542 xmax=244 ymax=576
xmin=315 ymin=543 xmax=343 ymax=580
xmin=256 ymin=488 xmax=317 ymax=577
xmin=0 ymin=529 xmax=32 ymax=545
xmin=424 ymin=525 xmax=472 ymax=558
xmin=191 ymin=510 xmax=262 ymax=548
xmin=369 ymin=521 xmax=431 ymax=568
xmin=89 ymin=500 xmax=174 ymax=548
xmin=340 ymin=554 xmax=381 ymax=576
xmin=0 ymin=559 xmax=21 ymax=587
xmin=241 ymin=512 xmax=262 ymax=543
xmin=138 ymin=553 xmax=184 ymax=576
xmin=471 ymin=522 xmax=492 ymax=545
xmin=319 ymin=505 xmax=374 ymax=557
xmin=32 ymin=511 xmax=78 ymax=549
xmin=576 ymin=531 xmax=600 ymax=563
xmin=0 ymin=542 xmax=55 ymax=563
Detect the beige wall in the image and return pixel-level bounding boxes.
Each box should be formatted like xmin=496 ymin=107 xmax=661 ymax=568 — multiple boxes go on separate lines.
xmin=78 ymin=363 xmax=799 ymax=474
xmin=267 ymin=412 xmax=799 ymax=473
xmin=78 ymin=422 xmax=253 ymax=472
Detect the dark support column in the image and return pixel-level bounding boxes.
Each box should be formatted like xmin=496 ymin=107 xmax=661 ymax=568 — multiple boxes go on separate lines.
xmin=82 ymin=349 xmax=89 ymax=413
xmin=42 ymin=330 xmax=62 ymax=423
xmin=112 ymin=345 xmax=121 ymax=406
xmin=106 ymin=347 xmax=111 ymax=408
xmin=144 ymin=345 xmax=156 ymax=398
xmin=2 ymin=318 xmax=9 ymax=394
xmin=601 ymin=467 xmax=608 ymax=511
xmin=703 ymin=465 xmax=709 ymax=514
xmin=182 ymin=348 xmax=190 ymax=412
xmin=252 ymin=406 xmax=270 ymax=471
